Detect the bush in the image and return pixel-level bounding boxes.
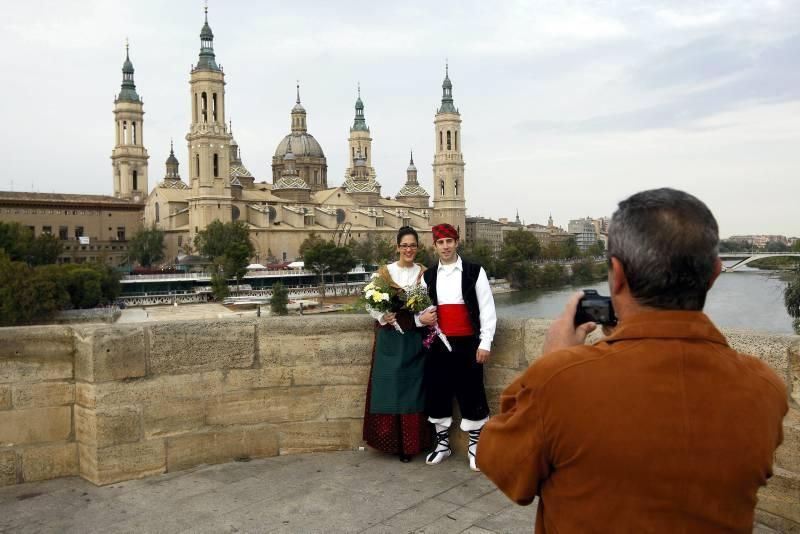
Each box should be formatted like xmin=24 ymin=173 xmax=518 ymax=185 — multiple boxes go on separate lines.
xmin=270 ymin=282 xmax=289 ymax=316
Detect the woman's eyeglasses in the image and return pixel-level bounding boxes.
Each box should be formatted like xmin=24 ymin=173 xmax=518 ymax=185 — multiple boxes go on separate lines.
xmin=398 ymin=244 xmax=418 ymax=249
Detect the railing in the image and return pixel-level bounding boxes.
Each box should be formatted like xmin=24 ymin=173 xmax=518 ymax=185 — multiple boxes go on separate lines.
xmin=120 ymin=266 xmax=369 ymax=282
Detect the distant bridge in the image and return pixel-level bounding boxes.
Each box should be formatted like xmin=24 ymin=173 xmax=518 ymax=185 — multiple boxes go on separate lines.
xmin=719 ymin=252 xmax=800 ymax=272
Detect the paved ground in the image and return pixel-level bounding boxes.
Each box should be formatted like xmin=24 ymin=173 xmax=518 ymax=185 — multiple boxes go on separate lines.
xmin=0 ymin=451 xmax=780 ymax=533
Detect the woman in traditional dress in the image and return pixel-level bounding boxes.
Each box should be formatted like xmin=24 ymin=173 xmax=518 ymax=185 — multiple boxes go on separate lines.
xmin=363 ymin=226 xmax=432 ymax=462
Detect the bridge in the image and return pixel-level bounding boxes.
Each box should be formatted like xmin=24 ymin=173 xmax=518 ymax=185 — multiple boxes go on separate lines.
xmin=719 ymin=252 xmax=800 ymax=272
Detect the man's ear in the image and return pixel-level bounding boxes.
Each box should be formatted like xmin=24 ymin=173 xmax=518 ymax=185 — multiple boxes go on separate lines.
xmin=708 ymin=258 xmax=723 ymax=290
xmin=609 ymin=256 xmax=627 ymax=296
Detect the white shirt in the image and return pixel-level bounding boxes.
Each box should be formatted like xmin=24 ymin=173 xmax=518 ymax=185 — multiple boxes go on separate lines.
xmin=366 ymin=262 xmax=423 ymax=325
xmin=420 ymin=255 xmax=497 ymax=352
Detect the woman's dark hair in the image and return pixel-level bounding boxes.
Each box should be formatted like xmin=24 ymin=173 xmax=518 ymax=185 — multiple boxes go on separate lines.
xmin=397 ymin=226 xmax=419 ymax=245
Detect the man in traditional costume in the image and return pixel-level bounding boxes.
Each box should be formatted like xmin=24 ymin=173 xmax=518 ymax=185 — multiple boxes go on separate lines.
xmin=419 ymin=223 xmax=497 ymax=471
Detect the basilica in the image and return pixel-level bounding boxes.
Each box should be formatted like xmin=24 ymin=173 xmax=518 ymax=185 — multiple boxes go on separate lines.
xmin=112 ymin=7 xmax=468 ymax=263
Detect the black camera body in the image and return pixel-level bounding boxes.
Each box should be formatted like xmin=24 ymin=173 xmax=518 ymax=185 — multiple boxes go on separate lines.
xmin=574 ymin=289 xmax=617 ymax=327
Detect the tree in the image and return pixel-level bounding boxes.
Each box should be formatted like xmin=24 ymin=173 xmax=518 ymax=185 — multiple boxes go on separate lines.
xmin=374 ymin=238 xmax=397 ymax=265
xmin=766 ymin=240 xmax=789 ymax=252
xmin=328 ymin=245 xmax=357 ymax=295
xmin=129 ymin=227 xmax=166 ymax=267
xmin=570 ymin=258 xmax=595 ymax=284
xmin=461 ymin=240 xmax=496 ymax=277
xmin=301 ymin=235 xmax=338 ymax=302
xmin=0 ymin=253 xmax=67 ymax=326
xmin=585 ymin=240 xmax=605 ymax=258
xmin=195 ymin=221 xmax=255 ymax=289
xmin=792 ymin=240 xmax=800 ymax=253
xmin=0 ymin=222 xmax=62 ymax=265
xmin=500 ymin=229 xmax=541 ymax=264
xmin=349 ymin=235 xmax=377 ymax=265
xmin=270 ymin=281 xmax=289 ymax=316
xmin=561 ymin=237 xmax=580 ymax=259
xmin=785 ymin=267 xmax=800 ymax=334
xmin=415 ymin=244 xmax=436 ymax=268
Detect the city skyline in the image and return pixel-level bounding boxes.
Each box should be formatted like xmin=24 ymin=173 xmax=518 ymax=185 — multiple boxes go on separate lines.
xmin=0 ymin=0 xmax=798 ymax=236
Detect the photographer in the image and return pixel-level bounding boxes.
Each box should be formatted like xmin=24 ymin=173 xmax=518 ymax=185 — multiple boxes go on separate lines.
xmin=478 ymin=188 xmax=788 ymax=533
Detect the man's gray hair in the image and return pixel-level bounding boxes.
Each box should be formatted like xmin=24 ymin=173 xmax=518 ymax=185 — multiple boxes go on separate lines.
xmin=607 ymin=188 xmax=719 ymax=310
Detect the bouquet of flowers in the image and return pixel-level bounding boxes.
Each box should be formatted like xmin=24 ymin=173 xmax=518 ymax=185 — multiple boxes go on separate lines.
xmin=404 ymin=284 xmax=452 ymax=352
xmin=363 ymin=275 xmax=404 ymax=333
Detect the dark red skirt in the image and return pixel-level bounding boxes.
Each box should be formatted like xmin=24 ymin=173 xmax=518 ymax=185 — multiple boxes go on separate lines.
xmin=362 ymin=324 xmax=432 ymax=456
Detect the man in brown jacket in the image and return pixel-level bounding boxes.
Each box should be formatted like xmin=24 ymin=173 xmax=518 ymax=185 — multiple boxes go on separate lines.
xmin=477 ymin=188 xmax=788 ymax=533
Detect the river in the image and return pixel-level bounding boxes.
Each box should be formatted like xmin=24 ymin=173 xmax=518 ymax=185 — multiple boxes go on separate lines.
xmin=494 ymin=268 xmax=795 ymax=334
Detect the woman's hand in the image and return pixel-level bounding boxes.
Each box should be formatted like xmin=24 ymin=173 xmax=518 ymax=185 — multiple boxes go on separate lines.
xmin=383 ymin=312 xmax=397 ymax=325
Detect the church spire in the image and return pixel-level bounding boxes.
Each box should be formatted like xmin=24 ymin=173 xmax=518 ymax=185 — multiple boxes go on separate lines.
xmin=195 ymin=2 xmax=220 ymax=71
xmin=438 ymin=60 xmax=456 ymax=113
xmin=117 ymin=39 xmax=140 ymax=103
xmin=352 ymin=82 xmax=368 ymax=132
xmin=291 ymin=81 xmax=307 ymax=133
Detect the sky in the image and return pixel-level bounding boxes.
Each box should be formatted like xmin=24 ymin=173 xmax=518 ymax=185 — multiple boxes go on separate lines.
xmin=0 ymin=0 xmax=798 ymax=237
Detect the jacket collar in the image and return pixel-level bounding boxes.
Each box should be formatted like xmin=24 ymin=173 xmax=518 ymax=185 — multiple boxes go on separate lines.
xmin=604 ymin=310 xmax=729 ymax=346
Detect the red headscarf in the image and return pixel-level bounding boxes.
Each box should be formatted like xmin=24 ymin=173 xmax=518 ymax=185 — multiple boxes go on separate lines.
xmin=432 ymin=223 xmax=459 ymax=241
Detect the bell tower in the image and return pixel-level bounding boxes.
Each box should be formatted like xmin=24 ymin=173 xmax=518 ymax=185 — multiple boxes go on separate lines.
xmin=111 ymin=41 xmax=149 ymax=202
xmin=431 ymin=63 xmax=466 ymax=234
xmin=186 ymin=4 xmax=233 ymax=237
xmin=344 ymin=84 xmax=376 ymax=181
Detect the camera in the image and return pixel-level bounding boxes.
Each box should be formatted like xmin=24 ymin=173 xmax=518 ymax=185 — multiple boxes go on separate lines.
xmin=574 ymin=289 xmax=617 ymax=327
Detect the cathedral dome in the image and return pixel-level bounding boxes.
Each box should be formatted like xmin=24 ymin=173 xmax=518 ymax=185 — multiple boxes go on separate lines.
xmin=274 ymin=133 xmax=325 ymax=159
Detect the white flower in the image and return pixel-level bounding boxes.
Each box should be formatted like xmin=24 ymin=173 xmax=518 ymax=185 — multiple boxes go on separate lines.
xmin=381 ymin=293 xmax=390 ymax=302
xmin=365 ymin=289 xmax=375 ymax=299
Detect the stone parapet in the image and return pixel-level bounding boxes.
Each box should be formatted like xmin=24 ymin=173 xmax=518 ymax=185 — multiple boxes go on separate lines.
xmin=0 ymin=316 xmax=797 ymax=529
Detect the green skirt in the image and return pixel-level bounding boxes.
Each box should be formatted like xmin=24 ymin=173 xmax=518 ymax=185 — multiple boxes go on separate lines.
xmin=369 ymin=327 xmax=426 ymax=414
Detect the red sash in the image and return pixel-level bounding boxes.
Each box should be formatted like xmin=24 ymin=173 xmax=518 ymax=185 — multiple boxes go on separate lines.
xmin=438 ymin=304 xmax=474 ymax=336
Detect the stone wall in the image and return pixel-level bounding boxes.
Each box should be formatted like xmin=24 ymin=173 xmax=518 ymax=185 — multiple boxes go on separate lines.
xmin=0 ymin=316 xmax=797 ymax=529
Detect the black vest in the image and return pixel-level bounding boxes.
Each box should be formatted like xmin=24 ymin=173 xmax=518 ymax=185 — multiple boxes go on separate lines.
xmin=423 ymin=260 xmax=482 ymax=336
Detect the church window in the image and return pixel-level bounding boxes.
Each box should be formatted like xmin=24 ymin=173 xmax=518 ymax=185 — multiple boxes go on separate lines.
xmin=439 ymin=131 xmax=443 ymax=150
xmin=117 ymin=227 xmax=126 ymax=241
xmin=365 ymin=148 xmax=368 ymax=159
xmin=212 ymin=93 xmax=218 ymax=122
xmin=447 ymin=131 xmax=452 ymax=151
xmin=213 ymin=154 xmax=219 ymax=177
xmin=178 ymin=236 xmax=183 ymax=247
xmin=455 ymin=131 xmax=458 ymax=151
xmin=195 ymin=154 xmax=200 ymax=177
xmin=132 ymin=170 xmax=138 ymax=191
xmin=314 ymin=170 xmax=319 ymax=184
xmin=201 ymin=92 xmax=208 ymax=122
xmin=75 ymin=226 xmax=84 ymax=239
xmin=122 ymin=121 xmax=128 ymax=144
xmin=132 ymin=122 xmax=137 ymax=145
xmin=155 ymin=203 xmax=160 ymax=223
xmin=352 ymin=147 xmax=355 ymax=159
xmin=454 ymin=179 xmax=459 ymax=196
xmin=193 ymin=94 xmax=198 ymax=122
xmin=440 ymin=180 xmax=445 ymax=196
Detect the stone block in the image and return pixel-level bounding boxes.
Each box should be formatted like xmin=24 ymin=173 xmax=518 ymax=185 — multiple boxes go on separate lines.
xmin=491 ymin=322 xmax=525 ymax=369
xmin=523 ymin=319 xmax=551 ymax=365
xmin=20 ymin=442 xmax=78 ymax=482
xmin=0 ymin=326 xmax=73 ymax=384
xmin=79 ymin=440 xmax=166 ymax=486
xmin=484 ymin=367 xmax=521 ymax=389
xmin=258 ymin=334 xmax=321 ymax=366
xmin=754 ymin=509 xmax=800 ymax=534
xmin=0 ymin=385 xmax=10 ymax=410
xmin=257 ymin=315 xmax=373 ymax=336
xmin=278 ymin=421 xmax=356 ymax=455
xmin=74 ymin=325 xmax=146 ymax=382
xmin=12 ymin=382 xmax=74 ymax=409
xmin=76 ymin=382 xmax=96 ymax=408
xmin=166 ymin=427 xmax=279 ymax=472
xmin=0 ymin=449 xmax=16 ymax=486
xmin=225 ymin=367 xmax=292 ymax=391
xmin=0 ymin=407 xmax=71 ymax=446
xmin=725 ymin=331 xmax=793 ymax=387
xmin=292 ymin=365 xmax=370 ymax=386
xmin=143 ymin=400 xmax=207 ymax=439
xmin=207 ymin=386 xmax=323 ymax=426
xmin=148 ymin=320 xmax=255 ymax=375
xmin=485 ymin=386 xmax=506 ymax=416
xmin=318 ymin=332 xmax=374 ymax=366
xmin=790 ymin=339 xmax=799 ymax=404
xmin=91 ymin=371 xmax=224 ymax=407
xmin=75 ymin=405 xmax=141 ymax=448
xmin=757 ymin=468 xmax=800 ymax=524
xmin=776 ymin=409 xmax=800 ymax=473
xmin=322 ymin=385 xmax=365 ymax=419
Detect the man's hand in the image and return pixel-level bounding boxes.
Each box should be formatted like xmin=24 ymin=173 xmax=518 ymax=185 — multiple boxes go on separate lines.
xmin=542 ymin=291 xmax=597 ymax=354
xmin=383 ymin=312 xmax=397 ymax=325
xmin=419 ymin=308 xmax=437 ymax=326
xmin=476 ymin=348 xmax=491 ymax=364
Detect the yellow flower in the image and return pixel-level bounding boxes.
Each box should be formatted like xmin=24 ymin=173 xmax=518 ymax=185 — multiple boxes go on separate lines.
xmin=371 ymin=291 xmax=385 ymax=303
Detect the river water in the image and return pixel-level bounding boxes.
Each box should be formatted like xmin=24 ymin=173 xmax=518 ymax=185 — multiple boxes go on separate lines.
xmin=494 ymin=268 xmax=795 ymax=334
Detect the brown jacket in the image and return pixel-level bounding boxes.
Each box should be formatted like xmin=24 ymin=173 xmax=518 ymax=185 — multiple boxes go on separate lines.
xmin=478 ymin=311 xmax=788 ymax=533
